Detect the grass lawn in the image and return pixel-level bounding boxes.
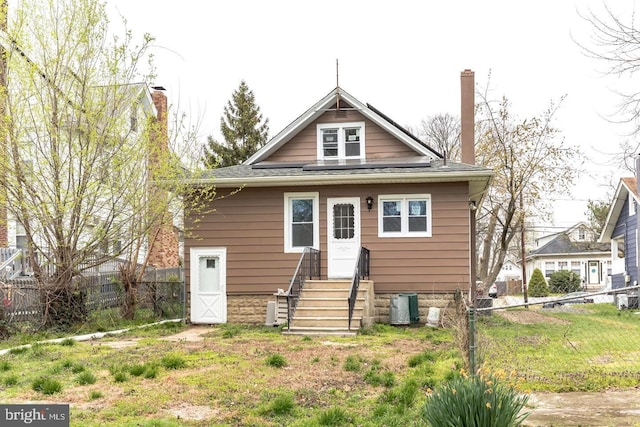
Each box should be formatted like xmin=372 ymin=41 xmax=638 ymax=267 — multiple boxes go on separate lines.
xmin=479 ymin=303 xmax=640 ymax=392
xmin=1 ymin=303 xmax=639 ymax=425
xmin=0 ymin=322 xmax=461 ymax=426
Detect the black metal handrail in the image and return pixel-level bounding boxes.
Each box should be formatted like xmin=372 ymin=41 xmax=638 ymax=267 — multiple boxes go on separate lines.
xmin=286 ymin=247 xmax=321 ymax=330
xmin=348 ymin=247 xmax=370 ymax=330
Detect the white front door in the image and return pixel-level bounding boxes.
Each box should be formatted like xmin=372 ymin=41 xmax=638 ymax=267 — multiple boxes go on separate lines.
xmin=190 ymin=247 xmax=227 ymax=324
xmin=588 ymin=261 xmax=600 ymax=285
xmin=327 ymin=197 xmax=361 ymax=278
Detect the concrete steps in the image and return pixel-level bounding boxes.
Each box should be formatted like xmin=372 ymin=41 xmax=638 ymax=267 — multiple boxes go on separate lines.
xmin=283 ymin=279 xmax=372 ymax=336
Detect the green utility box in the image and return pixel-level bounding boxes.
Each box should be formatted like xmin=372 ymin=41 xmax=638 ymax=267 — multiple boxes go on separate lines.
xmin=399 ymin=293 xmax=420 ymax=324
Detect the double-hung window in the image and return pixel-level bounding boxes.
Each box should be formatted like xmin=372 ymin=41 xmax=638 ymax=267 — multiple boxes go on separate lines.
xmin=284 ymin=192 xmax=319 ymax=252
xmin=317 ymin=122 xmax=365 ymax=160
xmin=378 ymin=195 xmax=431 ymax=237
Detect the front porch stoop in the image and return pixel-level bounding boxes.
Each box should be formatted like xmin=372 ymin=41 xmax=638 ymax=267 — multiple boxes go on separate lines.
xmin=283 ymin=279 xmax=373 ymax=336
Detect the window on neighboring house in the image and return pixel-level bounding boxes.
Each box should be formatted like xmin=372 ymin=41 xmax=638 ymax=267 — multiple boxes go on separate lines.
xmin=558 ymin=261 xmax=568 ymax=271
xmin=544 ymin=261 xmax=555 ymax=278
xmin=571 ymin=261 xmax=581 ymax=276
xmin=317 ymin=122 xmax=365 ymax=160
xmin=578 ymin=228 xmax=586 ymax=241
xmin=630 ymin=193 xmax=636 ymax=216
xmin=284 ymin=192 xmax=319 ymax=252
xmin=378 ymin=195 xmax=431 ymax=237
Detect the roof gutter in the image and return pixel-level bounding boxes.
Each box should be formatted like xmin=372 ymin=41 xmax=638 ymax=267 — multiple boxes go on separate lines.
xmin=183 ymin=169 xmax=494 ymax=188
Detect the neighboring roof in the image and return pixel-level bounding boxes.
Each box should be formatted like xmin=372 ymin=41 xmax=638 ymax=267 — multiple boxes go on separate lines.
xmin=244 ymin=87 xmax=443 ymax=165
xmin=600 ymin=177 xmax=640 ymax=242
xmin=527 ymin=233 xmax=610 ymax=259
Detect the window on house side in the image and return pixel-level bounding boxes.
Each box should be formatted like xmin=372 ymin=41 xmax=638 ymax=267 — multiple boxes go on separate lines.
xmin=630 ymin=193 xmax=636 ymax=216
xmin=378 ymin=195 xmax=431 ymax=237
xmin=317 ymin=122 xmax=365 ymax=160
xmin=284 ymin=192 xmax=319 ymax=252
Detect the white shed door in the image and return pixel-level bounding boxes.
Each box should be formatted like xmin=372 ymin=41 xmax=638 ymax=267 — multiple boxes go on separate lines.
xmin=327 ymin=197 xmax=360 ymax=278
xmin=190 ymin=248 xmax=227 ymax=324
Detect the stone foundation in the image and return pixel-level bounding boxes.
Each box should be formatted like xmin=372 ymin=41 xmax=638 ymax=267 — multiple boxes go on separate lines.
xmin=374 ymin=293 xmax=455 ymax=325
xmin=189 ymin=292 xmax=457 ymax=326
xmin=226 ymin=295 xmax=273 ymax=324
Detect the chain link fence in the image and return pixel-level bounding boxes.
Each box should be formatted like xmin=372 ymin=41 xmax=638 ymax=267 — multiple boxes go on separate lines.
xmin=469 ymin=276 xmax=640 ymax=391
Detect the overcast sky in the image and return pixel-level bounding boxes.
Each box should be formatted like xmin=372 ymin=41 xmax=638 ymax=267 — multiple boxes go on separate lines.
xmin=107 ymin=0 xmax=638 ymax=231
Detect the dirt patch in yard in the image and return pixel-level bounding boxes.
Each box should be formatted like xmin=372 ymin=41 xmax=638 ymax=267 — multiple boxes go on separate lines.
xmin=496 ymin=309 xmax=570 ymax=325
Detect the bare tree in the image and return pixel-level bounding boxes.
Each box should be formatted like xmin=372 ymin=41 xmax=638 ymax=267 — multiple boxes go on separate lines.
xmin=1 ymin=0 xmax=209 ymax=326
xmin=475 ymin=88 xmax=582 ymax=288
xmin=416 ymin=113 xmax=461 ymax=161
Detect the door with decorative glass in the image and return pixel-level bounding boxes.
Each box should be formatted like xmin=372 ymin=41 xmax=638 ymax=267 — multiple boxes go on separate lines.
xmin=327 ymin=198 xmax=360 ymax=278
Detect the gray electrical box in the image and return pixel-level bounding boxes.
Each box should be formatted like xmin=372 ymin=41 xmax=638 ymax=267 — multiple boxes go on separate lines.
xmin=390 ymin=295 xmax=410 ymax=325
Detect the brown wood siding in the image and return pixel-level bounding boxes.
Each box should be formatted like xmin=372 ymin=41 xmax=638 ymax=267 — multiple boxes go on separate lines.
xmin=185 ymin=182 xmax=471 ymax=296
xmin=265 ymin=110 xmax=418 ymax=163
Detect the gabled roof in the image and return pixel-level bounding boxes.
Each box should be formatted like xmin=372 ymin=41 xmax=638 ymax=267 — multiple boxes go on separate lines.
xmin=600 ymin=177 xmax=640 ymax=242
xmin=191 ymin=86 xmax=494 ymax=205
xmin=245 ymin=87 xmax=442 ymax=165
xmin=527 ymin=233 xmax=610 ymax=259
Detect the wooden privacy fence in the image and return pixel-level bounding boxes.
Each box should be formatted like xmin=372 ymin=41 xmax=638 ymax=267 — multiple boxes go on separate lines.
xmin=0 ymin=267 xmax=184 ymax=325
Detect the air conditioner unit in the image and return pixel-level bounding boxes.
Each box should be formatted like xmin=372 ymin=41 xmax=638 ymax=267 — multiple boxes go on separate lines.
xmin=617 ymin=294 xmax=628 ymax=310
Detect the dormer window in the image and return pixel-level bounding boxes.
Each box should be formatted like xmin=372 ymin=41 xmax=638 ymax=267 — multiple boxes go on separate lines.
xmin=317 ymin=122 xmax=365 ymax=160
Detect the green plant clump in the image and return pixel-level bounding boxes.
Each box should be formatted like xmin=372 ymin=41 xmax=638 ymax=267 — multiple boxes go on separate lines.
xmin=76 ymin=371 xmax=97 ymax=385
xmin=317 ymin=407 xmax=351 ymax=426
xmin=527 ymin=268 xmax=549 ymax=297
xmin=423 ymin=371 xmax=530 ymax=427
xmin=161 ymin=354 xmax=187 ymax=370
xmin=32 ymin=377 xmax=63 ymax=395
xmin=268 ymin=394 xmax=296 ymax=416
xmin=548 ymin=270 xmax=581 ymax=293
xmin=265 ymin=353 xmax=287 ymax=368
xmin=343 ymin=355 xmax=361 ymax=372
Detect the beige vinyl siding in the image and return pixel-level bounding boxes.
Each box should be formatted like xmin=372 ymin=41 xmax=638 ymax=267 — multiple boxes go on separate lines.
xmin=185 ymin=182 xmax=470 ymax=296
xmin=266 ymin=110 xmax=418 ymax=163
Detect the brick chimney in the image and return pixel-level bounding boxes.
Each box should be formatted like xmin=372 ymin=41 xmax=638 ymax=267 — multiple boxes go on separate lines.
xmin=147 ymin=87 xmax=179 ymax=268
xmin=460 ymin=69 xmax=475 ymax=165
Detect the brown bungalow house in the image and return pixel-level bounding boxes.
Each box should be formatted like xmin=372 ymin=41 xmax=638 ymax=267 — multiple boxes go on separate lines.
xmin=184 ymin=70 xmax=493 ymax=334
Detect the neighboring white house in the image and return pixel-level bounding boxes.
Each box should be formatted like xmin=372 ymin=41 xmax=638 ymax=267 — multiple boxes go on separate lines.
xmin=525 ymin=222 xmax=611 ymax=289
xmin=496 ymin=259 xmax=522 ymax=282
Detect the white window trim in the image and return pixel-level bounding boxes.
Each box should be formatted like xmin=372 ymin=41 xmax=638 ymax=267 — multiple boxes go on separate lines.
xmin=377 ymin=194 xmax=432 ymax=238
xmin=316 ymin=121 xmax=365 ymax=160
xmin=284 ymin=192 xmax=320 ymax=253
xmin=630 ymin=193 xmax=636 ymax=216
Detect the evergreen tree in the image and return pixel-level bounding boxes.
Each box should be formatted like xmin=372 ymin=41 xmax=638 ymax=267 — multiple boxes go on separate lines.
xmin=202 ymin=80 xmax=269 ymax=168
xmin=528 ymin=268 xmax=549 ymax=297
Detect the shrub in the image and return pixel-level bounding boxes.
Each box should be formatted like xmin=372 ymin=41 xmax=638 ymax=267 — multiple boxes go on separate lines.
xmin=32 ymin=377 xmax=63 ymax=395
xmin=527 ymin=268 xmax=549 ymax=297
xmin=549 ymin=270 xmax=581 ymax=293
xmin=423 ymin=369 xmax=530 ymax=427
xmin=266 ymin=353 xmax=287 ymax=368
